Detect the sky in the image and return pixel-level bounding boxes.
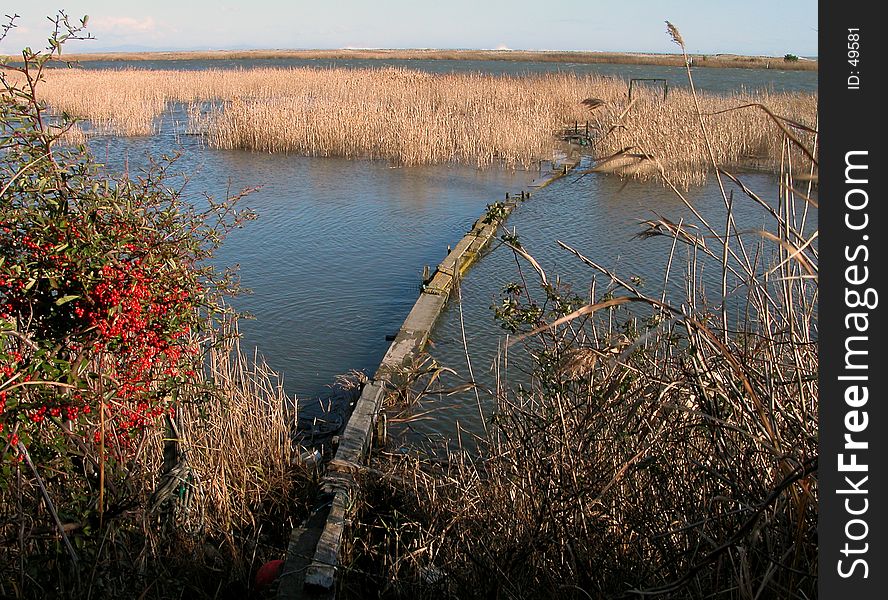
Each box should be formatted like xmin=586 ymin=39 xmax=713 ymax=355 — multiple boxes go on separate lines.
xmin=0 ymin=1 xmax=817 ymax=57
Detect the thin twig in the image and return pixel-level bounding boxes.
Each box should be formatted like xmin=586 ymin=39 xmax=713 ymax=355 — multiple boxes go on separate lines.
xmin=17 ymin=441 xmax=79 ymax=565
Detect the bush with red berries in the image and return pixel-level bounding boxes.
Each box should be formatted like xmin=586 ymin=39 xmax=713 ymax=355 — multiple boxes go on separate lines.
xmin=0 ymin=16 xmax=249 ymax=462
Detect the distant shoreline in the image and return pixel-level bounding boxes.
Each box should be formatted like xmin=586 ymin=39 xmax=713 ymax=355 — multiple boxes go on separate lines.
xmin=24 ymin=48 xmax=817 ymax=71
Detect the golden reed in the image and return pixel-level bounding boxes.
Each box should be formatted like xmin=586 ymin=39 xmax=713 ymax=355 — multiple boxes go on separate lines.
xmin=34 ymin=66 xmax=816 ymax=186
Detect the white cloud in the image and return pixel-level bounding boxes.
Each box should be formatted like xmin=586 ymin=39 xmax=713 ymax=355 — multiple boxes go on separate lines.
xmin=89 ymin=16 xmax=157 ymax=35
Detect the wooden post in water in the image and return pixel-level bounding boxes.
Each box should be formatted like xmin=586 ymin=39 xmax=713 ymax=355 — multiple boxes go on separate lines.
xmin=374 ymin=413 xmax=387 ymax=447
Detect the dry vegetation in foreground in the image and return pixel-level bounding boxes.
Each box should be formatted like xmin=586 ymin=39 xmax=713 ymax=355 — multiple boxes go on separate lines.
xmin=346 ymin=134 xmax=818 ymax=600
xmin=30 ymin=67 xmax=817 ymax=186
xmin=342 ymin=30 xmax=818 ymax=599
xmin=1 ymin=331 xmax=313 ymax=598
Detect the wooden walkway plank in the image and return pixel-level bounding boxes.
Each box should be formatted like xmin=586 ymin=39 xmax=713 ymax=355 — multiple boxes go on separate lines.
xmin=278 ymin=155 xmax=579 ymax=599
xmin=304 ymin=490 xmax=350 ymax=593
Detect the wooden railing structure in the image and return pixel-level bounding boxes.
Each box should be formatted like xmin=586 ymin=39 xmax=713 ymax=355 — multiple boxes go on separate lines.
xmin=277 ymin=154 xmax=580 ymax=599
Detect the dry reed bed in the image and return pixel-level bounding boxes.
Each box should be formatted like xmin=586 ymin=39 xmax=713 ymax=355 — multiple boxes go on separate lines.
xmin=34 ymin=67 xmax=816 ymax=183
xmin=153 ymin=331 xmax=301 ymax=541
xmin=589 ymin=87 xmax=818 ymax=186
xmin=351 ymin=148 xmax=818 ymax=598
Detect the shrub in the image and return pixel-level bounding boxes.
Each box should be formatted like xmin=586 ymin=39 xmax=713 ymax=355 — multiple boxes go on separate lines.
xmin=784 ymin=53 xmax=800 ymax=62
xmin=0 ymin=14 xmax=303 ymax=598
xmin=1 ymin=13 xmax=250 ymax=463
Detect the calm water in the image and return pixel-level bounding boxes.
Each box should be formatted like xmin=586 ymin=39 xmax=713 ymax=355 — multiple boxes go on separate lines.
xmin=79 ymin=59 xmax=816 ymax=432
xmin=89 ymin=121 xmax=535 ymax=405
xmin=61 ymin=57 xmax=817 ymax=94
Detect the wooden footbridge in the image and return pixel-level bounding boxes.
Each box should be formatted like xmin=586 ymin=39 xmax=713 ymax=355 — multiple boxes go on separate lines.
xmin=276 ymin=154 xmax=581 ymax=599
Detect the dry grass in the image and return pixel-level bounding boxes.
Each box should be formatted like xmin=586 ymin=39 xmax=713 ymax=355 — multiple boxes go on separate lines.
xmin=0 ymin=326 xmax=311 ymax=598
xmin=32 ymin=68 xmax=168 ymax=136
xmin=35 ymin=67 xmax=624 ymax=166
xmin=587 ymin=87 xmax=818 ymax=186
xmin=144 ymin=327 xmax=304 ymax=547
xmin=32 ymin=66 xmax=817 ymax=184
xmin=202 ymin=69 xmax=615 ymax=167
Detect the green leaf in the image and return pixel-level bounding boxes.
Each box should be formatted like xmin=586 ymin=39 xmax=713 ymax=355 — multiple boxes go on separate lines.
xmin=55 ymin=294 xmax=80 ymax=306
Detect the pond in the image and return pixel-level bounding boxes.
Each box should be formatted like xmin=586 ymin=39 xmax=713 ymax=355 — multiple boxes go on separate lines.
xmin=81 ymin=58 xmax=815 ymax=435
xmin=91 ymin=122 xmax=535 ymax=404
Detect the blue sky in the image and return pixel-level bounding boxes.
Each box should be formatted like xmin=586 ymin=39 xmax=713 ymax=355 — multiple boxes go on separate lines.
xmin=0 ymin=1 xmax=817 ymax=56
